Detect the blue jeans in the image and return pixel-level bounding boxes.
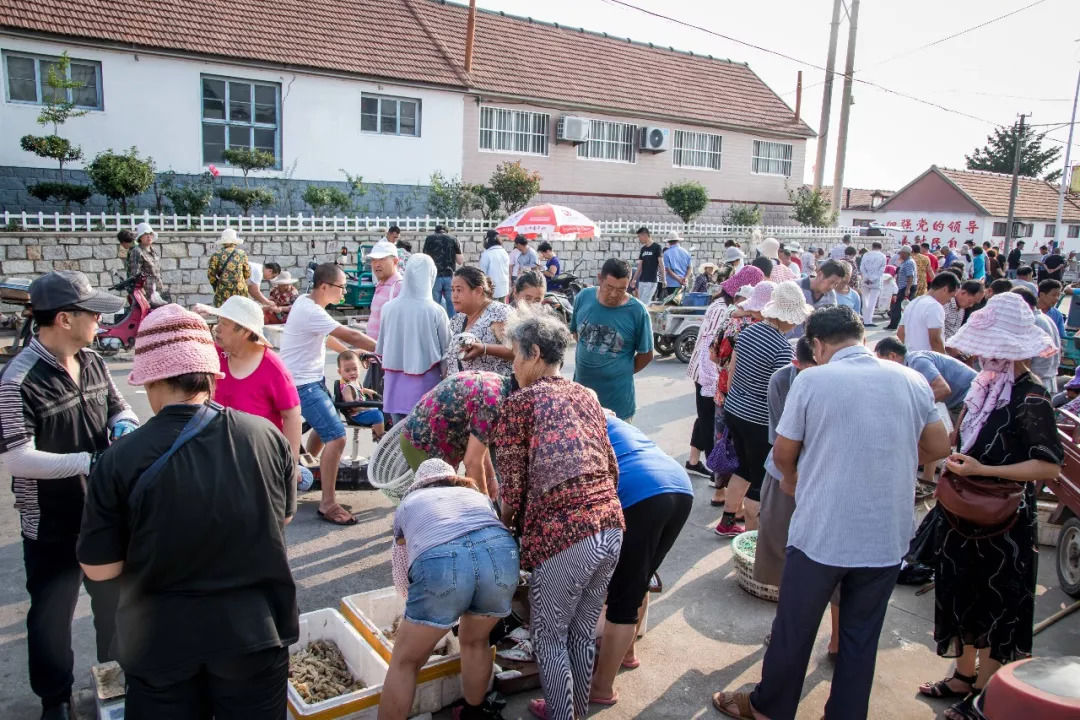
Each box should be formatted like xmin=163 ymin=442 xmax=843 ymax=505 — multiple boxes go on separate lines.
xmin=296 ymin=380 xmax=345 ymax=443
xmin=432 ymin=276 xmax=454 ymax=316
xmin=405 ymin=526 xmax=519 ymax=629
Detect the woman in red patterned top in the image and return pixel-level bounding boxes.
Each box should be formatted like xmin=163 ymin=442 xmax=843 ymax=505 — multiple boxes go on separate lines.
xmin=493 ymin=311 xmax=624 ymax=720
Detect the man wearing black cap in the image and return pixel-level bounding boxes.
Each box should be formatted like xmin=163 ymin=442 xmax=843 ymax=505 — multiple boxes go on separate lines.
xmin=0 ymin=270 xmax=137 ymax=720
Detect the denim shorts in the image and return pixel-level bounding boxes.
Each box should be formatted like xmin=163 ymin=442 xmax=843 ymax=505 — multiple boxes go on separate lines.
xmin=349 ymin=408 xmax=384 ymax=426
xmin=405 ymin=526 xmax=520 ymax=629
xmin=297 ymin=380 xmax=345 ymax=443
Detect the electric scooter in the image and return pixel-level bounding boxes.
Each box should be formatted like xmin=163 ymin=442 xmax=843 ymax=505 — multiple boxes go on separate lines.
xmin=94 ymin=274 xmax=151 ymax=356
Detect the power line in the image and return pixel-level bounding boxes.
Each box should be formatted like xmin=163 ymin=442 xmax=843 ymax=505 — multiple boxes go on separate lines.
xmin=601 ymin=0 xmax=1010 ymax=127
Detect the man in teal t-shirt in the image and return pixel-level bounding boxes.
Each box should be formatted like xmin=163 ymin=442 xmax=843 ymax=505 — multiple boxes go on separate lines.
xmin=569 ymin=259 xmax=653 ymax=420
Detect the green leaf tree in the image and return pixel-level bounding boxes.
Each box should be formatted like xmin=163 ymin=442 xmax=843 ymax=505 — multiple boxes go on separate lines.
xmin=788 ymin=186 xmax=836 ymax=227
xmin=340 ymin=170 xmax=368 ymax=213
xmin=966 ymin=124 xmax=1062 ymax=183
xmin=661 ymin=181 xmax=709 ymax=223
xmin=215 ymin=147 xmax=276 ymax=214
xmin=723 ymin=203 xmax=762 ymax=226
xmin=489 ymin=161 xmax=540 ymax=214
xmin=219 ymin=148 xmax=276 ymax=187
xmin=216 ymin=187 xmax=275 ymax=214
xmin=19 ymin=52 xmax=91 ymax=207
xmin=85 ymin=147 xmax=155 ymax=213
xmin=161 ymin=171 xmax=215 ymax=216
xmin=427 ymin=172 xmax=466 ymax=217
xmin=302 ymin=185 xmax=352 ymax=215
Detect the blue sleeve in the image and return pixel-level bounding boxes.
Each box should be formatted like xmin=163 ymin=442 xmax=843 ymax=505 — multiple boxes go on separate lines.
xmin=908 ymin=355 xmax=941 ymax=384
xmin=1053 ymin=310 xmax=1066 ymax=339
xmin=635 ymin=303 xmax=653 ymax=353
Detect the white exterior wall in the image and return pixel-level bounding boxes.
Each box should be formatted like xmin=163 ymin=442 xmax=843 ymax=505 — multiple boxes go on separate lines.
xmin=862 ymin=209 xmax=994 ymax=248
xmin=0 ymin=35 xmax=463 ymax=184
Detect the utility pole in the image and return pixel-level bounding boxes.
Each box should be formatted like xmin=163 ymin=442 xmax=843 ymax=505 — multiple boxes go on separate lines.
xmin=831 ymin=0 xmax=860 ymax=218
xmin=1004 ymin=114 xmax=1026 ymax=255
xmin=1055 ymin=66 xmax=1079 ymax=251
xmin=813 ymin=0 xmax=843 ymax=190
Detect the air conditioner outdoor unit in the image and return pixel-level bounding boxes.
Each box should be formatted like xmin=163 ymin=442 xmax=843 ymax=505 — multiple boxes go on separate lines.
xmin=556 ymin=116 xmax=591 ymax=143
xmin=639 ymin=126 xmax=671 ymax=152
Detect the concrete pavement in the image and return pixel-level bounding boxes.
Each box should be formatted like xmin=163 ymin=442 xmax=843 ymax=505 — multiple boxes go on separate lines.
xmin=0 ymin=336 xmax=1076 ymax=719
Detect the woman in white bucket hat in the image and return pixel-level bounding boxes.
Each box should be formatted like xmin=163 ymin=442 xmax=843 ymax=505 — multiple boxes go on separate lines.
xmin=207 ymin=228 xmax=251 ymax=306
xmin=203 ymin=296 xmax=304 ymax=487
xmin=265 ymin=270 xmax=300 ymax=324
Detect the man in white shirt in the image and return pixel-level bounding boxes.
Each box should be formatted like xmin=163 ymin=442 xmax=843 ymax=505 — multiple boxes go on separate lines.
xmin=858 ymin=241 xmax=887 ymax=327
xmin=800 ymin=247 xmax=816 ymax=275
xmin=279 ymin=263 xmax=376 ymax=526
xmin=247 ymin=260 xmax=281 ymax=308
xmin=829 ymin=234 xmax=851 ymax=261
xmin=897 ymin=272 xmax=959 ymax=353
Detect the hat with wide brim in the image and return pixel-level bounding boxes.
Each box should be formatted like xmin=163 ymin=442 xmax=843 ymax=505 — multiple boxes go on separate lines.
xmin=757 ymin=237 xmax=780 ymax=260
xmin=403 ymin=458 xmax=476 ymax=497
xmin=761 ymin=280 xmax=815 ymax=325
xmin=946 ymin=292 xmax=1057 ymax=361
xmin=204 ymin=295 xmax=273 ymax=347
xmin=216 ymin=227 xmax=242 ymax=245
xmin=723 ymin=247 xmax=745 ymax=264
xmin=720 ymin=265 xmax=765 ymax=298
xmin=129 ymin=304 xmax=225 ymax=385
xmin=698 ymin=262 xmax=718 ymax=274
xmin=270 ymin=271 xmax=299 ymax=285
xmin=739 ymin=280 xmax=776 ymax=312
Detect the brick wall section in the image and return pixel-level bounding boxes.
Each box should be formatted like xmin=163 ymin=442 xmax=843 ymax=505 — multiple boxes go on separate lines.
xmin=0 ymin=229 xmax=854 ymax=306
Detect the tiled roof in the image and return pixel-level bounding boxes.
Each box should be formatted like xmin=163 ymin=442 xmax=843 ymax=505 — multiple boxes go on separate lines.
xmin=936 ymin=167 xmax=1080 ymax=222
xmin=0 ymin=0 xmax=814 ymax=138
xmin=813 ymin=185 xmax=893 ymax=211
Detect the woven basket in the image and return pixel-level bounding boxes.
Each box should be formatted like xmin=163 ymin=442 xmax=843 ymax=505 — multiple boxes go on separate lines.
xmin=368 ymin=421 xmax=414 ymax=504
xmin=731 ymin=531 xmax=779 ymax=603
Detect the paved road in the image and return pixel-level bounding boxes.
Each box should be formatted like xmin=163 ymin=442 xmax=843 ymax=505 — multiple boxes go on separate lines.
xmin=0 ymin=331 xmax=1077 ymax=719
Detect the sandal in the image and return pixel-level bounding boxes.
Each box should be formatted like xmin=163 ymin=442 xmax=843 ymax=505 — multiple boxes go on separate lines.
xmin=527 ymin=698 xmax=549 ymax=720
xmin=944 ymin=691 xmax=981 ymax=720
xmin=589 ymin=692 xmax=619 ymax=706
xmin=621 ymin=656 xmax=640 ymax=669
xmin=317 ymin=504 xmax=357 ymax=525
xmin=711 ymin=691 xmax=756 ymax=719
xmin=918 ymin=670 xmax=976 ymax=699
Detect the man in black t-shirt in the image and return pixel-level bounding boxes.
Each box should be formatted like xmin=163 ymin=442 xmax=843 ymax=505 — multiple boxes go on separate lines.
xmin=78 ymin=305 xmax=297 ymax=718
xmin=422 ymin=224 xmax=463 ymax=316
xmin=630 ymin=226 xmax=664 ymax=304
xmin=1006 ymin=240 xmax=1024 ymax=278
xmin=1040 ymin=248 xmax=1066 ymax=283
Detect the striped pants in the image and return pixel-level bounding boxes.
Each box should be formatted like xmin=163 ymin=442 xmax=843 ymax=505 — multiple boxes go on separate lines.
xmin=529 ymin=529 xmax=623 ymax=720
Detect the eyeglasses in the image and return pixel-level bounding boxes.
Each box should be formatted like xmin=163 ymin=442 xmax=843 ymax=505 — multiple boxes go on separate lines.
xmin=330 ymin=282 xmax=347 ymax=290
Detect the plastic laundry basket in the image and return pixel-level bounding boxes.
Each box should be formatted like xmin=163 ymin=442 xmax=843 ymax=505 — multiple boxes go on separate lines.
xmin=368 ymin=421 xmax=413 ymax=503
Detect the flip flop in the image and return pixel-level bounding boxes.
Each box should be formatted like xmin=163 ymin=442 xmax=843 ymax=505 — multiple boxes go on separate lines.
xmin=317 ymin=505 xmax=357 ymax=525
xmin=590 ymin=692 xmax=619 ymax=706
xmin=621 ymin=657 xmax=640 ymax=669
xmin=711 ymin=691 xmax=756 ymax=719
xmin=528 ymin=698 xmax=549 ymax=720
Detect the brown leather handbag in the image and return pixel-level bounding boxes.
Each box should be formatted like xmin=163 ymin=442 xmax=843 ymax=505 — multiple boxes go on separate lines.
xmin=935 ymin=469 xmax=1024 ymax=528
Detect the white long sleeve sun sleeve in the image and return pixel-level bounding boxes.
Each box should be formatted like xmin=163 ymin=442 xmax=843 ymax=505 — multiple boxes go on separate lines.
xmin=2 ymin=438 xmax=92 ymax=479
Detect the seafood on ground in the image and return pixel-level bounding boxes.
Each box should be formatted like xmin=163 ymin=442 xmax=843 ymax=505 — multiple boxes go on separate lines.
xmin=289 ymin=639 xmax=366 ymax=704
xmin=381 ymin=615 xmax=455 ymax=657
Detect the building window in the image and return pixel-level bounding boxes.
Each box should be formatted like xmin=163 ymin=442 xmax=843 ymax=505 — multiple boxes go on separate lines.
xmin=479 ymin=106 xmax=549 ymax=155
xmin=992 ymin=222 xmax=1007 ymax=237
xmin=578 ymin=120 xmax=636 ymax=163
xmin=201 ymin=76 xmax=280 ymax=167
xmin=672 ymin=130 xmax=722 ymax=170
xmin=1045 ymin=224 xmax=1056 ymax=238
xmin=1016 ymin=222 xmax=1034 ymax=238
xmin=751 ymin=140 xmax=793 ymax=176
xmin=1069 ymin=225 xmax=1080 ymax=239
xmin=361 ymin=94 xmax=421 ymax=136
xmin=3 ymin=51 xmax=102 ymax=109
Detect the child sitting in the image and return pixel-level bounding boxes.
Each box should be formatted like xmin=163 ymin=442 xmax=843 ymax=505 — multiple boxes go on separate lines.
xmin=337 ymin=350 xmax=386 ymax=440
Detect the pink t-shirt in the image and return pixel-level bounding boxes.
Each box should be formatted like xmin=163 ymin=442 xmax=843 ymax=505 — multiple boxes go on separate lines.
xmin=214 ymin=346 xmax=300 ymax=431
xmin=367 ymin=274 xmax=402 ymax=340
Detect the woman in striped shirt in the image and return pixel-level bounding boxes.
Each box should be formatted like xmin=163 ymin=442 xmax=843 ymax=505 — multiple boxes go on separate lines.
xmin=715 ymin=281 xmax=814 ymax=537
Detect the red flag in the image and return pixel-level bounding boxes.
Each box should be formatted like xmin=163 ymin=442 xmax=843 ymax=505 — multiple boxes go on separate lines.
xmin=208 ymin=164 xmax=220 ymax=177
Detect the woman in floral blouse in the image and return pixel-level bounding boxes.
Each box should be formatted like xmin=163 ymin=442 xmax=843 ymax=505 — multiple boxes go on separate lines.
xmin=206 ymin=228 xmax=251 ymax=307
xmin=264 ymin=271 xmax=300 ymax=324
xmin=448 ymin=266 xmax=514 ymax=376
xmin=493 ymin=311 xmax=623 ymax=720
xmin=400 ymin=371 xmax=513 ymax=498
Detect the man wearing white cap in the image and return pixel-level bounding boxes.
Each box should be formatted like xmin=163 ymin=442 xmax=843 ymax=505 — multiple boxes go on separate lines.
xmin=365 ymin=240 xmax=403 ymax=342
xmin=661 ymin=232 xmax=692 ymax=299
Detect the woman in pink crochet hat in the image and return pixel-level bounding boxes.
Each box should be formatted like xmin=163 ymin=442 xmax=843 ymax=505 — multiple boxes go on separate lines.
xmin=76 ymin=304 xmax=298 ymax=718
xmin=918 ymin=291 xmax=1063 ymax=720
xmin=684 ymin=265 xmax=765 ymax=494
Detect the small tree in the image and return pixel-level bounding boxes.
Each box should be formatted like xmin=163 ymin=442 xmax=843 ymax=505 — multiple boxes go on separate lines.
xmin=85 ymin=147 xmax=155 ymax=213
xmin=215 ymin=147 xmax=276 ymax=213
xmin=723 ymin=203 xmax=762 ymax=226
xmin=302 ymin=185 xmax=352 ymax=215
xmin=466 ymin=184 xmax=502 ymax=220
xmin=661 ymin=181 xmax=709 ymax=223
xmin=427 ymin=172 xmax=466 ymax=217
xmin=489 ymin=161 xmax=540 ymax=214
xmin=217 ymin=186 xmax=275 ymax=214
xmin=161 ymin=171 xmax=215 ymax=216
xmin=788 ymin=186 xmax=836 ymax=227
xmin=19 ymin=52 xmax=91 ymax=208
xmin=340 ymin=170 xmax=369 ymax=213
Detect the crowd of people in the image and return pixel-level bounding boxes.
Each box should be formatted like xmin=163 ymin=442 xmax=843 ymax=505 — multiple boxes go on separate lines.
xmin=1 ymin=222 xmax=1073 ymax=720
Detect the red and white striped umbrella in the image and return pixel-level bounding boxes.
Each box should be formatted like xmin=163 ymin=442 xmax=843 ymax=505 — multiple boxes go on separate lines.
xmin=495 ymin=204 xmax=600 ymax=240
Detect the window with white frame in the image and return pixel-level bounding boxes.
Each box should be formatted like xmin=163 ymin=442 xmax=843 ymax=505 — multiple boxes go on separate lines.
xmin=3 ymin=51 xmax=102 ymax=109
xmin=578 ymin=120 xmax=636 ymax=163
xmin=361 ymin=94 xmax=421 ymax=136
xmin=1045 ymin=224 xmax=1056 ymax=237
xmin=478 ymin=106 xmax=549 ymax=155
xmin=1069 ymin=225 xmax=1080 ymax=239
xmin=992 ymin=222 xmax=1007 ymax=236
xmin=201 ymin=76 xmax=280 ymax=166
xmin=751 ymin=140 xmax=793 ymax=176
xmin=672 ymin=130 xmax=722 ymax=170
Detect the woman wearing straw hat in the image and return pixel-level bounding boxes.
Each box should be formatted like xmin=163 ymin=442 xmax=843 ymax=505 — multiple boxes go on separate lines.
xmin=264 ymin=270 xmax=300 ymax=324
xmin=77 ymin=304 xmax=298 ymax=718
xmin=917 ymin=292 xmax=1063 ymax=720
xmin=715 ymin=281 xmax=812 ymax=537
xmin=692 ymin=262 xmax=718 ymax=293
xmin=201 ymin=295 xmax=303 ymax=486
xmin=207 ymin=228 xmax=251 ymax=307
xmin=380 ymin=458 xmax=518 ymax=720
xmin=129 ymin=222 xmax=166 ymax=305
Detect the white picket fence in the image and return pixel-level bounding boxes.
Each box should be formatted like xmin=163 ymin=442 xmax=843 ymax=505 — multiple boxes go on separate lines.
xmin=1 ymin=210 xmax=860 ymax=238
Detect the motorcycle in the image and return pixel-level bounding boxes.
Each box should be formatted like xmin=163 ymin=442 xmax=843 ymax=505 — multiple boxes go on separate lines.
xmin=548 ymin=261 xmax=584 ymax=305
xmin=542 ymin=291 xmax=573 ymax=325
xmin=94 ymin=274 xmax=152 ymax=356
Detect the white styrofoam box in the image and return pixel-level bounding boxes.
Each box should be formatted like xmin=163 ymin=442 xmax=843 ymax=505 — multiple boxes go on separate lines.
xmin=288 ymin=608 xmax=389 ymax=720
xmin=98 ymin=700 xmax=124 ymax=720
xmin=1038 ymin=500 xmax=1063 ymax=547
xmin=341 ymin=587 xmax=477 ymax=715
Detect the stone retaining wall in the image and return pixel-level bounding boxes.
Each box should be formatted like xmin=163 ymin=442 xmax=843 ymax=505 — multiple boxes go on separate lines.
xmin=0 ymin=229 xmax=851 ymax=307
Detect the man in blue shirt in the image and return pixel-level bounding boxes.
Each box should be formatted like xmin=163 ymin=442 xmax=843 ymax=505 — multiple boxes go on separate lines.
xmin=886 ymin=246 xmax=917 ymax=330
xmin=1038 ymin=279 xmax=1066 ymax=340
xmin=537 ymin=241 xmax=563 ymax=291
xmin=941 ymin=246 xmax=958 ymax=269
xmin=660 ymin=232 xmax=692 ymax=299
xmin=569 ymin=259 xmax=653 ymax=420
xmin=875 ymin=338 xmax=976 ymax=411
